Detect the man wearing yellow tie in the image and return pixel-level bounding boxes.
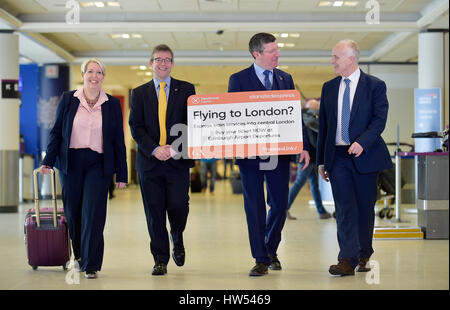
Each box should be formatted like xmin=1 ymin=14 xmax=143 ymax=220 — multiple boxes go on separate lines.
xmin=129 ymin=44 xmax=196 ymax=276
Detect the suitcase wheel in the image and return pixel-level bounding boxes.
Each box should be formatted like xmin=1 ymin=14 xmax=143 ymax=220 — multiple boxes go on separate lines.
xmin=32 ymin=266 xmax=38 ymax=270
xmin=63 ymin=265 xmax=68 ymax=270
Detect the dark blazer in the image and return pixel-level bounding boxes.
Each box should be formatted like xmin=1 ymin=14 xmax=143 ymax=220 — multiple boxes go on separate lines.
xmin=228 ymin=65 xmax=310 ymax=165
xmin=316 ymin=70 xmax=393 ymax=174
xmin=42 ymin=90 xmax=128 ymax=183
xmin=129 ymin=78 xmax=195 ymax=172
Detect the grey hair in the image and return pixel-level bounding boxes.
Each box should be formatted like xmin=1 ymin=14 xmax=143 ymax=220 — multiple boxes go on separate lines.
xmin=336 ymin=39 xmax=360 ymax=62
xmin=81 ymin=58 xmax=106 ymax=76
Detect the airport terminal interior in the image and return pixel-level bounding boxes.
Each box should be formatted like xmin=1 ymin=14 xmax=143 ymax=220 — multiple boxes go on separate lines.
xmin=0 ymin=0 xmax=449 ymax=291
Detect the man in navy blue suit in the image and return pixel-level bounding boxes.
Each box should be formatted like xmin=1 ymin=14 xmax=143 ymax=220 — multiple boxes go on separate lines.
xmin=317 ymin=39 xmax=393 ymax=276
xmin=228 ymin=33 xmax=310 ymax=276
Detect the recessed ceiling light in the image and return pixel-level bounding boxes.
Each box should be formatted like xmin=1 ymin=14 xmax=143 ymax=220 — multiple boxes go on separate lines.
xmin=131 ymin=34 xmax=142 ymax=39
xmin=280 ymin=33 xmax=289 ymax=38
xmin=110 ymin=34 xmax=121 ymax=39
xmin=286 ymin=43 xmax=295 ymax=47
xmin=344 ymin=1 xmax=358 ymax=6
xmin=121 ymin=34 xmax=130 ymax=39
xmin=80 ymin=2 xmax=94 ymax=7
xmin=289 ymin=33 xmax=300 ymax=38
xmin=318 ymin=1 xmax=332 ymax=7
xmin=278 ymin=43 xmax=285 ymax=48
xmin=130 ymin=66 xmax=139 ymax=70
xmin=145 ymin=72 xmax=152 ymax=76
xmin=107 ymin=1 xmax=120 ymax=7
xmin=333 ymin=1 xmax=344 ymax=7
xmin=94 ymin=2 xmax=105 ymax=8
xmin=139 ymin=66 xmax=147 ymax=70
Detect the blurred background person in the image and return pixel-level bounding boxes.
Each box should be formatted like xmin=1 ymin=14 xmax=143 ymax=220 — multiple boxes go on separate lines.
xmin=200 ymin=158 xmax=218 ymax=194
xmin=287 ymin=99 xmax=332 ymax=220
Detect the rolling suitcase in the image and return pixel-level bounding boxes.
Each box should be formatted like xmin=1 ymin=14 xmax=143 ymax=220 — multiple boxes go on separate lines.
xmin=24 ymin=168 xmax=71 ymax=270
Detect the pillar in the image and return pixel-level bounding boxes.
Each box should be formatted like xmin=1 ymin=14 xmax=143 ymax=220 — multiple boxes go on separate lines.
xmin=0 ymin=31 xmax=19 ymax=212
xmin=416 ymin=31 xmax=445 ymax=152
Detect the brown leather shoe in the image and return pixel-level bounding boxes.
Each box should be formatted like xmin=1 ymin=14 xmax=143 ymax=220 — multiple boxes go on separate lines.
xmin=356 ymin=258 xmax=371 ymax=272
xmin=329 ymin=259 xmax=355 ymax=276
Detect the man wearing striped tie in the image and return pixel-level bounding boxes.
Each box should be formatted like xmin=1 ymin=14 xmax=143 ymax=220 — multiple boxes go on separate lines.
xmin=317 ymin=39 xmax=392 ymax=276
xmin=129 ymin=44 xmax=195 ymax=276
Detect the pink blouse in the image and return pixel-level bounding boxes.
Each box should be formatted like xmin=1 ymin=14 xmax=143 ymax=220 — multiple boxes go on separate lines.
xmin=69 ymin=87 xmax=109 ymax=154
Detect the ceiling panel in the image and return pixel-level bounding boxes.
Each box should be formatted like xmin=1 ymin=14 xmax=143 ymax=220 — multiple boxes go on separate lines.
xmin=158 ymin=0 xmax=199 ymax=11
xmin=118 ymin=0 xmax=161 ymax=11
xmin=173 ymin=32 xmax=207 ymax=50
xmin=200 ymin=0 xmax=239 ymax=11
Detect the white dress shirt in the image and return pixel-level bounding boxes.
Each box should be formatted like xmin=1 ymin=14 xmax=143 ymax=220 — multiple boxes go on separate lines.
xmin=335 ymin=67 xmax=360 ymax=146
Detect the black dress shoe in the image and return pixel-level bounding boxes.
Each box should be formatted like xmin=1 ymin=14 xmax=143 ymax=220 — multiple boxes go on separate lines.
xmin=269 ymin=254 xmax=282 ymax=270
xmin=249 ymin=263 xmax=269 ymax=277
xmin=152 ymin=263 xmax=167 ymax=276
xmin=172 ymin=248 xmax=185 ymax=267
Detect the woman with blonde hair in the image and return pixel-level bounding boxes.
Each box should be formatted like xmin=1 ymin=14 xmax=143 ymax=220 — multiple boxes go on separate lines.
xmin=39 ymin=58 xmax=127 ymax=279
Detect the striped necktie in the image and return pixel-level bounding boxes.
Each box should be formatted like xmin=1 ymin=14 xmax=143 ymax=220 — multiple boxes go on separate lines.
xmin=341 ymin=78 xmax=351 ymax=144
xmin=158 ymin=81 xmax=167 ymax=145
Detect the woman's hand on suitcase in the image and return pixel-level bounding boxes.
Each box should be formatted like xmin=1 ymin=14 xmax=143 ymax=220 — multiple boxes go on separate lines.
xmin=39 ymin=165 xmax=52 ymax=174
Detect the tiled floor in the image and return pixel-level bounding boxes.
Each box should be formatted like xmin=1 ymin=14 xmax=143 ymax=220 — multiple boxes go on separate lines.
xmin=0 ymin=180 xmax=448 ymax=290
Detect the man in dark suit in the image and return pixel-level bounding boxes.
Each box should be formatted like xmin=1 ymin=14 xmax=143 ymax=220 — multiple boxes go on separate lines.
xmin=317 ymin=39 xmax=393 ymax=276
xmin=228 ymin=33 xmax=310 ymax=276
xmin=129 ymin=44 xmax=195 ymax=276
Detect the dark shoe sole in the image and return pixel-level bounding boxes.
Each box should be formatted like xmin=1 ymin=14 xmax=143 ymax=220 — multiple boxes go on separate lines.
xmin=269 ymin=264 xmax=282 ymax=270
xmin=329 ymin=268 xmax=355 ymax=276
xmin=152 ymin=270 xmax=167 ymax=276
xmin=356 ymin=267 xmax=371 ymax=272
xmin=249 ymin=270 xmax=268 ymax=276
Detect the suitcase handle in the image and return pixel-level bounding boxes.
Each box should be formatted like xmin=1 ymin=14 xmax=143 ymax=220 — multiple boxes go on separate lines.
xmin=33 ymin=168 xmax=58 ymax=228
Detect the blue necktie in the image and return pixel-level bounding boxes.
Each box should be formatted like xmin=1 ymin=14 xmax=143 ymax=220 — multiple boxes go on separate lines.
xmin=341 ymin=78 xmax=351 ymax=144
xmin=263 ymin=70 xmax=272 ymax=90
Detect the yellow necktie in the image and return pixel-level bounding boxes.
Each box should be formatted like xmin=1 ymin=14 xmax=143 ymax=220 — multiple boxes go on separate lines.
xmin=158 ymin=81 xmax=167 ymax=145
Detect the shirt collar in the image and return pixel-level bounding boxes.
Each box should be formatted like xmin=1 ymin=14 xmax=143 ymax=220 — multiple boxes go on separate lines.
xmin=341 ymin=67 xmax=360 ymax=84
xmin=253 ymin=63 xmax=272 ymax=77
xmin=153 ymin=76 xmax=171 ymax=89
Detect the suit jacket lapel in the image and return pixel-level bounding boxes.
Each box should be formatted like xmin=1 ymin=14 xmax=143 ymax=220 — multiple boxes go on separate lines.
xmin=67 ymin=96 xmax=80 ymax=138
xmin=350 ymin=70 xmax=366 ymax=124
xmin=330 ymin=77 xmax=340 ymax=128
xmin=101 ymin=98 xmax=108 ymax=140
xmin=145 ymin=81 xmax=158 ymax=123
xmin=248 ymin=66 xmax=266 ymax=91
xmin=166 ymin=78 xmax=179 ymax=124
xmin=272 ymin=69 xmax=285 ymax=90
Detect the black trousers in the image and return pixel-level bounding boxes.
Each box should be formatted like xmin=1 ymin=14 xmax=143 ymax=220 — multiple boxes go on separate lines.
xmin=60 ymin=148 xmax=110 ymax=272
xmin=138 ymin=162 xmax=190 ymax=265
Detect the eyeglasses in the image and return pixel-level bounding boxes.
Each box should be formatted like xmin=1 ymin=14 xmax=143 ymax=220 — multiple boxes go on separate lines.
xmin=152 ymin=57 xmax=173 ymax=64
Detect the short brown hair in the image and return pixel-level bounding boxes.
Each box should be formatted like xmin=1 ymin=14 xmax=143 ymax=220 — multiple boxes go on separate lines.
xmin=151 ymin=44 xmax=174 ymax=60
xmin=249 ymin=33 xmax=277 ymax=59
